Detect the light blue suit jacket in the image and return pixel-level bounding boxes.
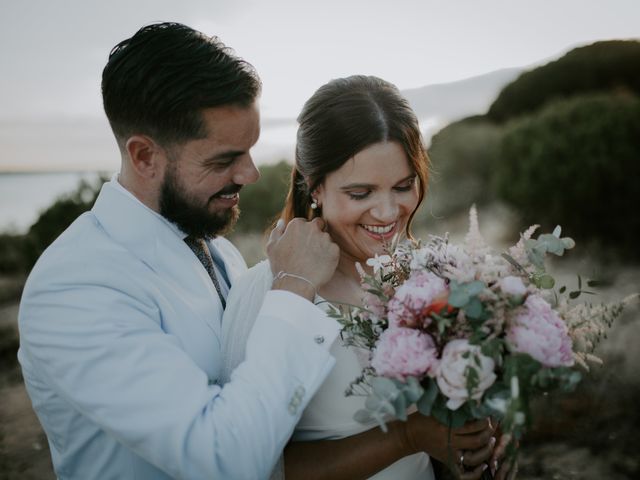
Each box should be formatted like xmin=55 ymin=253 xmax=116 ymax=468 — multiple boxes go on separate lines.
xmin=18 ymin=180 xmax=335 ymax=479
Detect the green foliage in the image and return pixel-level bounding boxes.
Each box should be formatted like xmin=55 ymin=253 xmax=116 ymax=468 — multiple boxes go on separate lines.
xmin=233 ymin=160 xmax=291 ymax=234
xmin=423 ymin=117 xmax=502 ymax=220
xmin=22 ymin=176 xmax=106 ymax=269
xmin=0 ymin=233 xmax=29 ymax=274
xmin=0 ymin=176 xmax=106 ymax=273
xmin=488 ymin=40 xmax=640 ymax=122
xmin=493 ymin=92 xmax=640 ymax=258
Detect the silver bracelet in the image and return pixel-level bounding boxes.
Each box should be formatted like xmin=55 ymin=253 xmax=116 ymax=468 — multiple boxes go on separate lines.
xmin=273 ymin=271 xmax=317 ymax=297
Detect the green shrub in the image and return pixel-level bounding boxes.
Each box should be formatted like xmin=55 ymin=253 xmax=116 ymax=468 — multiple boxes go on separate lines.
xmin=233 ymin=160 xmax=292 ymax=234
xmin=22 ymin=176 xmax=106 ymax=269
xmin=493 ymin=92 xmax=640 ymax=257
xmin=420 ymin=117 xmax=502 ymax=222
xmin=488 ymin=40 xmax=640 ymax=122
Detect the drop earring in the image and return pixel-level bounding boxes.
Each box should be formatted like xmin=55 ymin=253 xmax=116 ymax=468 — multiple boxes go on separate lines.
xmin=310 ymin=198 xmax=318 ymax=210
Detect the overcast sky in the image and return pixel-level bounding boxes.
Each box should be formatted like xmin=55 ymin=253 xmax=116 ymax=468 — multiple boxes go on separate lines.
xmin=2 ymin=0 xmax=639 ymax=121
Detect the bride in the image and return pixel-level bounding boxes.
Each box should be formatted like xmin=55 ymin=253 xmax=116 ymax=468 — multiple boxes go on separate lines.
xmin=222 ymin=76 xmax=497 ymax=479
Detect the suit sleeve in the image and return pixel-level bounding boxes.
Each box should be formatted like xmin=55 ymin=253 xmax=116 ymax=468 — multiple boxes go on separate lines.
xmin=19 ymin=255 xmax=336 ymax=479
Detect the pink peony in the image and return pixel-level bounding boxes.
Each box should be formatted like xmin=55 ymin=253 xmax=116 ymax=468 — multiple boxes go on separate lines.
xmin=507 ymin=295 xmax=574 ymax=367
xmin=371 ymin=328 xmax=439 ymax=381
xmin=388 ymin=271 xmax=449 ymax=328
xmin=437 ymin=339 xmax=497 ymax=410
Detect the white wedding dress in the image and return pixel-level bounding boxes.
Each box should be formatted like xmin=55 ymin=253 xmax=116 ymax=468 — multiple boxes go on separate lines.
xmin=221 ymin=260 xmax=434 ymax=479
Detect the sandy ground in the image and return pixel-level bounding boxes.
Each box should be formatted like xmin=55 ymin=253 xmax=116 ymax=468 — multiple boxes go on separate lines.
xmin=1 ymin=256 xmax=639 ymax=479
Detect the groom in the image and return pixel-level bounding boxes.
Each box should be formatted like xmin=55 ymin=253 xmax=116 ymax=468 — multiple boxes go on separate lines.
xmin=17 ymin=22 xmax=341 ymax=479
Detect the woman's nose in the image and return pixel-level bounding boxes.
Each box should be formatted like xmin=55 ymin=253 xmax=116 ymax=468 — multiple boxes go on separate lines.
xmin=371 ymin=195 xmax=399 ymax=223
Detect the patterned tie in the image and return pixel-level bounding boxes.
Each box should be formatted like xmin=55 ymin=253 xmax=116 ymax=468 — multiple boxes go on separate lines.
xmin=184 ymin=236 xmax=227 ymax=309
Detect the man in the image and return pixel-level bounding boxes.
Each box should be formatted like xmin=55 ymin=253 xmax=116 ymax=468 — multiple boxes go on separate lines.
xmin=18 ymin=22 xmax=340 ymax=479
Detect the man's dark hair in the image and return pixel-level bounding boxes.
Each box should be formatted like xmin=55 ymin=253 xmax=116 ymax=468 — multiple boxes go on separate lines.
xmin=102 ymin=22 xmax=261 ymax=147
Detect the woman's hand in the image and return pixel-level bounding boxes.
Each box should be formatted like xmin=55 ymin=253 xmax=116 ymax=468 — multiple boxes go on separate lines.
xmin=402 ymin=413 xmax=496 ymax=479
xmin=491 ymin=432 xmax=518 ymax=480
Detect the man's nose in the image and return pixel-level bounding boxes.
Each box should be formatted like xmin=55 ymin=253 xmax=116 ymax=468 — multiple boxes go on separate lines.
xmin=233 ymin=155 xmax=260 ymax=186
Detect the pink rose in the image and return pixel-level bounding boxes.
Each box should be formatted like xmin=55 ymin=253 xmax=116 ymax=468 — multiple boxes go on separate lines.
xmin=388 ymin=271 xmax=449 ymax=328
xmin=371 ymin=328 xmax=439 ymax=381
xmin=507 ymin=295 xmax=574 ymax=367
xmin=436 ymin=339 xmax=497 ymax=410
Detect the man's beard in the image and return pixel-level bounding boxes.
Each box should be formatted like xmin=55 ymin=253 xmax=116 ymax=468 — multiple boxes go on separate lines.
xmin=159 ymin=167 xmax=240 ymax=239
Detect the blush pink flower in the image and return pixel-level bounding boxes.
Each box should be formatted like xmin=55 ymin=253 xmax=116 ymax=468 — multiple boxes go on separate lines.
xmin=436 ymin=339 xmax=497 ymax=410
xmin=371 ymin=328 xmax=439 ymax=381
xmin=507 ymin=295 xmax=574 ymax=367
xmin=388 ymin=271 xmax=449 ymax=328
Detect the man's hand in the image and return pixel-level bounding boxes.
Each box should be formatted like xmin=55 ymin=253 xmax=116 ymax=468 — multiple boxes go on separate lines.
xmin=401 ymin=413 xmax=496 ymax=480
xmin=267 ymin=217 xmax=339 ymax=301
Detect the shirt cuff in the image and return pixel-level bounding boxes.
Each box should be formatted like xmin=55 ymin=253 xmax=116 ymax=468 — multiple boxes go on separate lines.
xmin=260 ymin=290 xmax=340 ymax=350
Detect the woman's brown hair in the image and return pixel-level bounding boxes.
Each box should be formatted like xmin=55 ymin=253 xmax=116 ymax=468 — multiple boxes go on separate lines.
xmin=279 ymin=75 xmax=429 ymax=239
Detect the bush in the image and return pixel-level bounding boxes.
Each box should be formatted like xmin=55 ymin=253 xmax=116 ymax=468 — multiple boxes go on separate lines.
xmin=493 ymin=92 xmax=640 ymax=257
xmin=488 ymin=40 xmax=640 ymax=122
xmin=420 ymin=117 xmax=502 ymax=222
xmin=233 ymin=160 xmax=292 ymax=234
xmin=21 ymin=176 xmax=106 ymax=269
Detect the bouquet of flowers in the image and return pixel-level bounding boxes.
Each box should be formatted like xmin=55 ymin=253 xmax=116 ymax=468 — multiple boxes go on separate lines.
xmin=330 ymin=206 xmax=636 ymax=469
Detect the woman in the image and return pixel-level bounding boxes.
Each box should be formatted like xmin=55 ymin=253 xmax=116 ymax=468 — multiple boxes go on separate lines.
xmin=222 ymin=76 xmax=497 ymax=479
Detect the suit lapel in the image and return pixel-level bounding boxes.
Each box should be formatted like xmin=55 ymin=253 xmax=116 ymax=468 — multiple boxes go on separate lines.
xmin=92 ymin=181 xmax=223 ymax=334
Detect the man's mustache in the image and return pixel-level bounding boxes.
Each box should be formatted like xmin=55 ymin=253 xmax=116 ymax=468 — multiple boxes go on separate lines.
xmin=212 ymin=184 xmax=242 ymax=198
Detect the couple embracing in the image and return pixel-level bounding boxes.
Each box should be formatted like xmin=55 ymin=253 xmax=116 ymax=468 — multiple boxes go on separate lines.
xmin=18 ymin=22 xmax=514 ymax=479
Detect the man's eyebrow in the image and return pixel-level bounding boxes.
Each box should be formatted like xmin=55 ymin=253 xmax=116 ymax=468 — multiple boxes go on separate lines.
xmin=339 ymin=174 xmax=416 ymax=190
xmin=203 ymin=150 xmax=245 ymax=164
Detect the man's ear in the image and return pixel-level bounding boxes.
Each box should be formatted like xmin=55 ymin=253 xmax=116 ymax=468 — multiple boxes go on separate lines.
xmin=125 ymin=135 xmax=164 ymax=180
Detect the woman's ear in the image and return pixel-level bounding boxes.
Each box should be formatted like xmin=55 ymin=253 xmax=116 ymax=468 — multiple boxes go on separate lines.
xmin=310 ymin=184 xmax=325 ymax=209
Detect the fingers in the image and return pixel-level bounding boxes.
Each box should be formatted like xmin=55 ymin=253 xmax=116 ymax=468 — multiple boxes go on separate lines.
xmin=457 ymin=462 xmax=489 ymax=480
xmin=453 ymin=425 xmax=494 ymax=451
xmin=495 ymin=459 xmax=517 ymax=480
xmin=268 ymin=218 xmax=286 ymax=243
xmin=490 ymin=433 xmax=512 ymax=474
xmin=459 ymin=436 xmax=495 ymax=468
xmin=455 ymin=418 xmax=491 ymax=435
xmin=310 ymin=216 xmax=326 ymax=231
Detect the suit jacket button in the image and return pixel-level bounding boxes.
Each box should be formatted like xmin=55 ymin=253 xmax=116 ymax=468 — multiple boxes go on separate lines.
xmin=314 ymin=335 xmax=325 ymax=345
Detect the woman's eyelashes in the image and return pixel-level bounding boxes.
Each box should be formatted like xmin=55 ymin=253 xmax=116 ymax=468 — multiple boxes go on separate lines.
xmin=346 ymin=178 xmax=416 ymax=200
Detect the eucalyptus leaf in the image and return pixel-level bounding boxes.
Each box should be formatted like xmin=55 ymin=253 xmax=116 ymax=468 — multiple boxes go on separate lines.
xmin=539 ymin=274 xmax=555 ymax=289
xmin=417 ymin=379 xmax=439 ymax=416
xmin=354 ymin=409 xmax=374 ymax=424
xmin=392 ymin=393 xmax=408 ymax=421
xmin=526 ymin=243 xmax=546 ymax=269
xmin=371 ymin=377 xmax=400 ymax=400
xmin=449 ymin=406 xmax=472 ymax=428
xmin=464 ymin=297 xmax=484 ymax=319
xmin=562 ymin=237 xmax=575 ymax=249
xmin=402 ymin=377 xmax=425 ymax=403
xmin=552 ymin=225 xmax=562 ymax=238
xmin=538 ymin=233 xmax=566 ymax=256
xmin=448 ymin=289 xmax=469 ymax=308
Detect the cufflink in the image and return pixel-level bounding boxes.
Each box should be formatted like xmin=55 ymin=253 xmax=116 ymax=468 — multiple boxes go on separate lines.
xmin=314 ymin=335 xmax=325 ymax=345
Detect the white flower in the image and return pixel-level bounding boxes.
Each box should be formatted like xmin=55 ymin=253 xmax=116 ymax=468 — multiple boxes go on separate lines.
xmin=366 ymin=254 xmax=392 ymax=274
xmin=436 ymin=339 xmax=497 ymax=410
xmin=500 ymin=276 xmax=527 ymax=297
